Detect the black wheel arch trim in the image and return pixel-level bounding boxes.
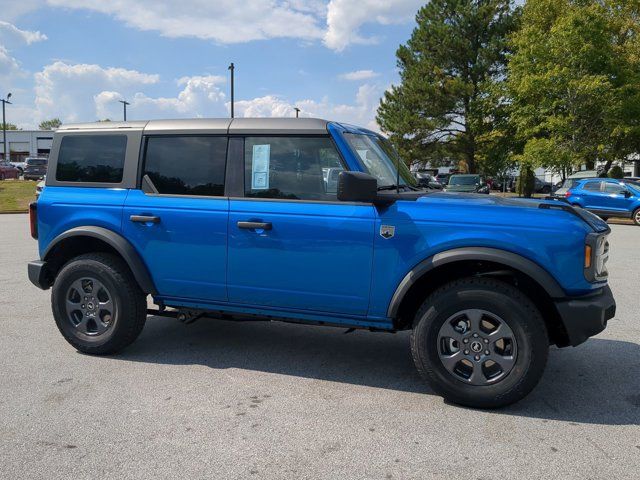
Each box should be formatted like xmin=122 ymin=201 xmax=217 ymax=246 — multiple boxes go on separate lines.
xmin=43 ymin=226 xmax=157 ymax=294
xmin=386 ymin=247 xmax=566 ymax=318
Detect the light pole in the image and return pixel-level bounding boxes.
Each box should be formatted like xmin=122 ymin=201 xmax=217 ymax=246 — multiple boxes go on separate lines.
xmin=118 ymin=100 xmax=130 ymax=121
xmin=228 ymin=63 xmax=235 ymax=118
xmin=294 ymin=107 xmax=300 ymax=118
xmin=2 ymin=93 xmax=12 ymax=162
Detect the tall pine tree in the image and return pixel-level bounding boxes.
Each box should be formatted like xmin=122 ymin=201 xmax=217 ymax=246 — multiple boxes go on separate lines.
xmin=377 ymin=0 xmax=518 ymax=173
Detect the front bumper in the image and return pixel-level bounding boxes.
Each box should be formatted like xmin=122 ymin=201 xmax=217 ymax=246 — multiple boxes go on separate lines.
xmin=28 ymin=260 xmax=51 ymax=290
xmin=554 ymin=285 xmax=615 ymax=346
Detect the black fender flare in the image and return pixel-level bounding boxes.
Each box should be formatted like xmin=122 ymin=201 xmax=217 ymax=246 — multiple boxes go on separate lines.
xmin=43 ymin=226 xmax=157 ymax=294
xmin=386 ymin=247 xmax=565 ymax=318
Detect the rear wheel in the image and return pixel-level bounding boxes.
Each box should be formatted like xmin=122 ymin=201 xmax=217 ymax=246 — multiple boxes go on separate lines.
xmin=51 ymin=253 xmax=147 ymax=355
xmin=633 ymin=208 xmax=640 ymax=226
xmin=410 ymin=277 xmax=548 ymax=408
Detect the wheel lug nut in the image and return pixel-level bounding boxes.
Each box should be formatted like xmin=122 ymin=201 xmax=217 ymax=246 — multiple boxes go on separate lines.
xmin=483 ymin=338 xmax=489 ymax=343
xmin=485 ymin=350 xmax=490 ymax=355
xmin=463 ymin=338 xmax=469 ymax=344
xmin=81 ymin=304 xmax=85 ymax=308
xmin=464 ymin=350 xmax=469 ymax=355
xmin=474 ymin=355 xmax=480 ymax=361
xmin=473 ymin=333 xmax=478 ymax=338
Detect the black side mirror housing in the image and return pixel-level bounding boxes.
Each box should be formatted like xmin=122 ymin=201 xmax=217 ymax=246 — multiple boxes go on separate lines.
xmin=624 ymin=190 xmax=632 ymax=198
xmin=337 ymin=171 xmax=378 ymax=203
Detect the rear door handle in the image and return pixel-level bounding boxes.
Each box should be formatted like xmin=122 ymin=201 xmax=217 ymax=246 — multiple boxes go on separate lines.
xmin=130 ymin=215 xmax=161 ymax=224
xmin=237 ymin=221 xmax=272 ymax=230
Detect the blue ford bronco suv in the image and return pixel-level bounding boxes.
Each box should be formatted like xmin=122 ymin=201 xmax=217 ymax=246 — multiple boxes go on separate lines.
xmin=28 ymin=118 xmax=615 ymax=408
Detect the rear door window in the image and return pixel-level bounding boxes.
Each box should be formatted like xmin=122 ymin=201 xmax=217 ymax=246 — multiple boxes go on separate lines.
xmin=57 ymin=135 xmax=127 ymax=183
xmin=143 ymin=136 xmax=228 ymax=196
xmin=582 ymin=181 xmax=602 ymax=192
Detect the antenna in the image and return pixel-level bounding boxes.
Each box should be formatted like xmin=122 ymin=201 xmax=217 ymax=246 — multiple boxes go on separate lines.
xmin=396 ymin=145 xmax=400 ymax=194
xmin=228 ymin=63 xmax=235 ymax=118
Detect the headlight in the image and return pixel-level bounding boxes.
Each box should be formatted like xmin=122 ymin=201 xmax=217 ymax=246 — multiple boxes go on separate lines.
xmin=584 ymin=233 xmax=609 ymax=282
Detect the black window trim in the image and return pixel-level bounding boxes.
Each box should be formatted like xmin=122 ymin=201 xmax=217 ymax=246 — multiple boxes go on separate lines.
xmin=137 ymin=133 xmax=230 ymax=199
xmin=46 ymin=130 xmax=142 ymax=189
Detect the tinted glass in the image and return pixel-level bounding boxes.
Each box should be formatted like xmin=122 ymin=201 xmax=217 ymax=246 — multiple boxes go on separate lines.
xmin=27 ymin=159 xmax=47 ymax=166
xmin=244 ymin=137 xmax=344 ymax=200
xmin=582 ymin=181 xmax=602 ymax=191
xmin=603 ymin=182 xmax=626 ymax=194
xmin=144 ymin=136 xmax=227 ymax=196
xmin=57 ymin=135 xmax=126 ymax=182
xmin=450 ymin=175 xmax=480 ymax=185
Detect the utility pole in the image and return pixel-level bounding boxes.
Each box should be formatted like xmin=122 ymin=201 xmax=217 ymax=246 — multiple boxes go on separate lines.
xmin=1 ymin=93 xmax=12 ymax=162
xmin=294 ymin=107 xmax=300 ymax=118
xmin=118 ymin=100 xmax=130 ymax=121
xmin=228 ymin=63 xmax=235 ymax=118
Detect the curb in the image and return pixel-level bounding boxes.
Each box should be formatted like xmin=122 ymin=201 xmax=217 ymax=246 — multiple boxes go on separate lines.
xmin=0 ymin=210 xmax=28 ymax=214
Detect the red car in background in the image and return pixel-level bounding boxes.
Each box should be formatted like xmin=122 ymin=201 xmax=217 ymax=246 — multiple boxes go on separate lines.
xmin=0 ymin=162 xmax=20 ymax=180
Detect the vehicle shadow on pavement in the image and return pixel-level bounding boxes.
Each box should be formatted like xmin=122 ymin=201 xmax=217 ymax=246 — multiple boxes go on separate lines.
xmin=116 ymin=315 xmax=640 ymax=425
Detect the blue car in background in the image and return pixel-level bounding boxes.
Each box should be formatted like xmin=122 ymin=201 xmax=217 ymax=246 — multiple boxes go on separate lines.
xmin=564 ymin=178 xmax=640 ymax=226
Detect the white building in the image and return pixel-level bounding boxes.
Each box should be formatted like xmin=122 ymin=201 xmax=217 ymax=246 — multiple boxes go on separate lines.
xmin=0 ymin=130 xmax=54 ymax=162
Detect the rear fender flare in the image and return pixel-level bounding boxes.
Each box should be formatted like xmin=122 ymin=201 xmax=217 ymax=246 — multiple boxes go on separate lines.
xmin=44 ymin=226 xmax=157 ymax=294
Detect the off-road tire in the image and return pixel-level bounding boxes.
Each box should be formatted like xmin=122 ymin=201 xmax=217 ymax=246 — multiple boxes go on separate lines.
xmin=51 ymin=253 xmax=147 ymax=355
xmin=410 ymin=277 xmax=548 ymax=408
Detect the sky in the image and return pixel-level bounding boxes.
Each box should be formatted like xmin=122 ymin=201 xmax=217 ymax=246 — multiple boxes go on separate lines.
xmin=0 ymin=0 xmax=426 ymax=131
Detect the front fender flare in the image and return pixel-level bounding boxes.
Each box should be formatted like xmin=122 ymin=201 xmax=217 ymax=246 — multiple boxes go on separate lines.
xmin=386 ymin=247 xmax=565 ymax=318
xmin=43 ymin=226 xmax=157 ymax=294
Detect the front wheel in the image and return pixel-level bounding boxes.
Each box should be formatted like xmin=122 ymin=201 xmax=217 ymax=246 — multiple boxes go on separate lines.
xmin=51 ymin=253 xmax=147 ymax=355
xmin=410 ymin=277 xmax=548 ymax=408
xmin=633 ymin=208 xmax=640 ymax=226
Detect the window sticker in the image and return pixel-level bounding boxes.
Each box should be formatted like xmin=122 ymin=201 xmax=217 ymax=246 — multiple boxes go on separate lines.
xmin=251 ymin=144 xmax=271 ymax=190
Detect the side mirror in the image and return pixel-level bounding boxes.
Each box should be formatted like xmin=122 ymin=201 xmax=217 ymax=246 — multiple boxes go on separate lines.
xmin=337 ymin=171 xmax=379 ymax=204
xmin=624 ymin=190 xmax=632 ymax=198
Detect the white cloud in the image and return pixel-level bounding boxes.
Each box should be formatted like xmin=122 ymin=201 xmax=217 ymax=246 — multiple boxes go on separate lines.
xmin=34 ymin=62 xmax=160 ymax=122
xmin=0 ymin=21 xmax=47 ymax=46
xmin=324 ymin=0 xmax=423 ymax=51
xmin=234 ymin=83 xmax=384 ymax=131
xmin=46 ymin=0 xmax=325 ymax=44
xmin=339 ymin=69 xmax=379 ymax=81
xmin=6 ymin=0 xmax=421 ymax=51
xmin=0 ymin=46 xmax=21 ymax=76
xmin=18 ymin=57 xmax=383 ymax=129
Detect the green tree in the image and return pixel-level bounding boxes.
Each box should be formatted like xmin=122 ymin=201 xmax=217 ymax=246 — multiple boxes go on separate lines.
xmin=2 ymin=123 xmax=19 ymax=130
xmin=507 ymin=0 xmax=640 ymax=176
xmin=608 ymin=165 xmax=624 ymax=179
xmin=38 ymin=118 xmax=62 ymax=130
xmin=377 ymin=0 xmax=520 ymax=173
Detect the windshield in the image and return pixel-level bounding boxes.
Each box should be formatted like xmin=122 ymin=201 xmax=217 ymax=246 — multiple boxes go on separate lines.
xmin=449 ymin=175 xmax=479 ymax=186
xmin=343 ymin=133 xmax=417 ymax=188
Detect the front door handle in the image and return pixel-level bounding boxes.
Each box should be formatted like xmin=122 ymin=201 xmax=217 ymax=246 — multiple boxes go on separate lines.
xmin=237 ymin=221 xmax=272 ymax=230
xmin=130 ymin=215 xmax=161 ymax=224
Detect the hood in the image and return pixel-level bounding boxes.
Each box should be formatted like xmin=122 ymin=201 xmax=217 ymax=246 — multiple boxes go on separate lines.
xmin=413 ymin=192 xmax=609 ymax=233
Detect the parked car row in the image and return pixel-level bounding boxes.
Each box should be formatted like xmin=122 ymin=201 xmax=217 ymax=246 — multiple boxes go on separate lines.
xmin=0 ymin=157 xmax=48 ymax=181
xmin=414 ymin=172 xmax=490 ymax=193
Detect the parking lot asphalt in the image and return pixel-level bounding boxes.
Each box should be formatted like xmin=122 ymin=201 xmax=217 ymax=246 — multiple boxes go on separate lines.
xmin=0 ymin=213 xmax=638 ymax=480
